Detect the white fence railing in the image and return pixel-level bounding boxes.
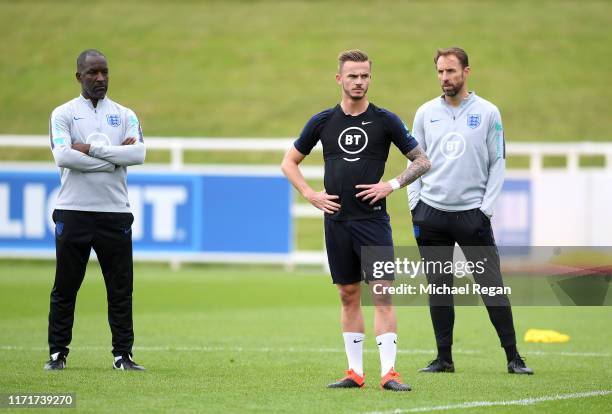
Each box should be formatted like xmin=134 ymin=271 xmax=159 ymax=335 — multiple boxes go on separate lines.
xmin=1 ymin=136 xmax=612 ymax=264
xmin=4 ymin=136 xmax=612 ymax=171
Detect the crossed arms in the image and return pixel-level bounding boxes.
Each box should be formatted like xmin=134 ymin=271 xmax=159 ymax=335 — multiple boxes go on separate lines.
xmin=50 ymin=111 xmax=145 ymax=173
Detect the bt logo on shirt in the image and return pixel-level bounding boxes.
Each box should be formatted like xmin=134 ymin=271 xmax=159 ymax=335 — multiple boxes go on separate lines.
xmin=440 ymin=132 xmax=466 ymax=160
xmin=338 ymin=126 xmax=368 ymax=162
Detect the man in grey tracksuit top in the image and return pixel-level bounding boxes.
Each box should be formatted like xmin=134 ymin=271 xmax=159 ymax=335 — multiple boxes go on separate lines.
xmin=408 ymin=47 xmax=533 ymax=375
xmin=44 ymin=49 xmax=145 ymax=371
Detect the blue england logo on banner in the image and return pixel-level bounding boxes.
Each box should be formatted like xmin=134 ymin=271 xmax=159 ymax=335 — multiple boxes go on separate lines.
xmin=467 ymin=113 xmax=481 ymax=129
xmin=107 ymin=114 xmax=121 ymax=127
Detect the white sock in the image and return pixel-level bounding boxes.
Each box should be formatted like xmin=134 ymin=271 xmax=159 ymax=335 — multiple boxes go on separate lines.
xmin=376 ymin=332 xmax=397 ymax=377
xmin=342 ymin=332 xmax=365 ymax=376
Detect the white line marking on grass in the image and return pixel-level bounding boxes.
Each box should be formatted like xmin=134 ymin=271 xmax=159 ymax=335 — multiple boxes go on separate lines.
xmin=0 ymin=345 xmax=434 ymax=354
xmin=524 ymin=350 xmax=611 ymax=357
xmin=0 ymin=345 xmax=609 ymax=357
xmin=363 ymin=390 xmax=612 ymax=414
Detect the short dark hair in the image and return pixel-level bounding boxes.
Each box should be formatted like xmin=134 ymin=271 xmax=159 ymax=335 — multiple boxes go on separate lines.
xmin=77 ymin=49 xmax=106 ymax=72
xmin=338 ymin=49 xmax=371 ymax=72
xmin=434 ymin=47 xmax=469 ymax=68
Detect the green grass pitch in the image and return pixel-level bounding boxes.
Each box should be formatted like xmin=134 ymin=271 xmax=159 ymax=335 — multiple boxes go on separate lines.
xmin=1 ymin=1 xmax=611 ymax=142
xmin=0 ymin=261 xmax=610 ymax=413
xmin=1 ymin=1 xmax=612 ymax=412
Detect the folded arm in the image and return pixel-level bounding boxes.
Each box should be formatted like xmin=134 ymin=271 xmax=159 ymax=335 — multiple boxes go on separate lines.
xmin=49 ymin=110 xmax=115 ymax=172
xmin=88 ymin=139 xmax=146 ymax=166
xmin=88 ymin=109 xmax=146 ymax=166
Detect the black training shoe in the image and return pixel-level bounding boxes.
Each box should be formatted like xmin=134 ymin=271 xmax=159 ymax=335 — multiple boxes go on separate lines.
xmin=113 ymin=354 xmax=145 ymax=371
xmin=44 ymin=352 xmax=66 ymax=370
xmin=419 ymin=358 xmax=455 ymax=373
xmin=326 ymin=369 xmax=364 ymax=388
xmin=507 ymin=355 xmax=533 ymax=375
xmin=381 ymin=368 xmax=411 ymax=391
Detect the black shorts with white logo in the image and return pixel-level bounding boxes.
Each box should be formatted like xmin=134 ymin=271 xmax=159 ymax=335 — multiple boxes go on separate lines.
xmin=324 ymin=216 xmax=395 ymax=285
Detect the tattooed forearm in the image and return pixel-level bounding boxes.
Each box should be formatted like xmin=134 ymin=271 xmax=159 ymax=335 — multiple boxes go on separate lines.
xmin=395 ymin=145 xmax=431 ymax=188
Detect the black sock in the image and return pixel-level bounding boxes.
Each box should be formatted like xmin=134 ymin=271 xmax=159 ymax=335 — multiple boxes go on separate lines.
xmin=504 ymin=344 xmax=518 ymax=363
xmin=437 ymin=345 xmax=452 ymax=363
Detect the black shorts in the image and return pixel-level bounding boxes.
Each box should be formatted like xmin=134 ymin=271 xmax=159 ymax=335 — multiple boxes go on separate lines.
xmin=324 ymin=216 xmax=395 ymax=285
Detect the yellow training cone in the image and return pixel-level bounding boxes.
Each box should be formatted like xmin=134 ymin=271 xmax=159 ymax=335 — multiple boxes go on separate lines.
xmin=524 ymin=329 xmax=570 ymax=343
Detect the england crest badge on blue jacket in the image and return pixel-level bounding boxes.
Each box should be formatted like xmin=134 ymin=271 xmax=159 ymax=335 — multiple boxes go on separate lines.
xmin=107 ymin=114 xmax=121 ymax=127
xmin=467 ymin=113 xmax=481 ymax=129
